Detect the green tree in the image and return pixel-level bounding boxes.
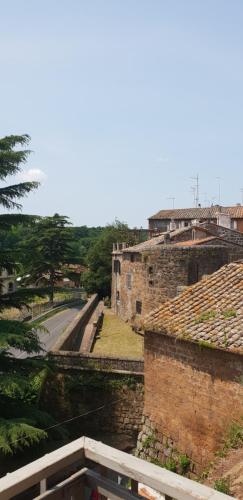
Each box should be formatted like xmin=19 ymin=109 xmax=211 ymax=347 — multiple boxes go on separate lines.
xmin=0 ymin=134 xmax=39 ymax=228
xmin=83 ymin=220 xmax=136 ymax=297
xmin=0 ymin=135 xmax=62 ymax=459
xmin=25 ymin=214 xmax=74 ymax=302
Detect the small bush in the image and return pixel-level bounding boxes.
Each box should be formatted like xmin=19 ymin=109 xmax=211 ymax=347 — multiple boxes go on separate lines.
xmin=164 ymin=458 xmax=177 ymax=472
xmin=214 ymin=478 xmax=231 ymax=494
xmin=143 ymin=434 xmax=156 ymax=449
xmin=226 ymin=422 xmax=243 ymax=449
xmin=179 ymin=454 xmax=190 ymax=473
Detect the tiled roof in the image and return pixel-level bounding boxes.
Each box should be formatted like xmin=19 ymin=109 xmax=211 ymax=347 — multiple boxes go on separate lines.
xmin=123 ymin=226 xmax=222 ymax=253
xmin=149 ymin=206 xmax=243 ymax=220
xmin=144 ymin=261 xmax=243 ymax=353
xmin=124 ymin=234 xmax=166 ymax=252
xmin=173 ymin=237 xmax=218 ymax=247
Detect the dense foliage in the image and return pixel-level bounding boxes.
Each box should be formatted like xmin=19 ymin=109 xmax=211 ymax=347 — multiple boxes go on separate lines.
xmin=23 ymin=214 xmax=75 ymax=302
xmin=0 ymin=135 xmax=61 ymax=459
xmin=83 ymin=220 xmax=138 ymax=297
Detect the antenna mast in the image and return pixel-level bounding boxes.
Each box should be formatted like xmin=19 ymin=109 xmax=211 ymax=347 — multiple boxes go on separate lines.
xmin=190 ymin=174 xmax=200 ymax=207
xmin=216 ymin=177 xmax=221 ymax=205
xmin=167 ymin=197 xmax=175 ymax=209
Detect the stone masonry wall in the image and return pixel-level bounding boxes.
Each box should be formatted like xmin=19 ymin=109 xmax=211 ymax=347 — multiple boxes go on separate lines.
xmin=202 ymin=222 xmax=243 ymax=245
xmin=42 ymin=371 xmax=144 ymax=445
xmin=141 ymin=331 xmax=243 ymax=472
xmin=112 ymin=245 xmax=243 ymax=322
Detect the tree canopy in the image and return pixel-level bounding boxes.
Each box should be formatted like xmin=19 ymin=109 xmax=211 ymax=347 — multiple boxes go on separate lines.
xmin=23 ymin=214 xmax=74 ymax=301
xmin=83 ymin=220 xmax=138 ymax=297
xmin=0 ymin=135 xmax=61 ymax=459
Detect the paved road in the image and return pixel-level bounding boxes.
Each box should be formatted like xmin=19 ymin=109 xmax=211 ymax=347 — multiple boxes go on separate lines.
xmin=13 ymin=304 xmax=83 ymax=359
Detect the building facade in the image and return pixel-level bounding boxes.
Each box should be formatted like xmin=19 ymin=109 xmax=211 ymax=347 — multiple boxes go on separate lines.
xmin=111 ymin=224 xmax=243 ymax=323
xmin=148 ymin=205 xmax=243 ymax=234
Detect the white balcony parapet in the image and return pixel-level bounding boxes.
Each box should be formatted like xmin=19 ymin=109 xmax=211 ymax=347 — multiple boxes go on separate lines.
xmin=0 ymin=436 xmax=234 ymax=500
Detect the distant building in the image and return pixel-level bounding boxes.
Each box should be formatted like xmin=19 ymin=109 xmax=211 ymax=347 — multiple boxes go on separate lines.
xmin=148 ymin=205 xmax=243 ymax=234
xmin=0 ymin=268 xmax=16 ymax=295
xmin=111 ymin=223 xmax=243 ymax=323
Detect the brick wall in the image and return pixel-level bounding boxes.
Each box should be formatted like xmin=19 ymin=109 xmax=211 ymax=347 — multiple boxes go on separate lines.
xmin=142 ymin=331 xmax=243 ymax=470
xmin=112 ymin=245 xmax=243 ymax=322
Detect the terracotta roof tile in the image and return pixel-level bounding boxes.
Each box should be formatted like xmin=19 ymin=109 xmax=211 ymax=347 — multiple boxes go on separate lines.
xmin=144 ymin=261 xmax=243 ymax=353
xmin=149 ymin=206 xmax=243 ymax=220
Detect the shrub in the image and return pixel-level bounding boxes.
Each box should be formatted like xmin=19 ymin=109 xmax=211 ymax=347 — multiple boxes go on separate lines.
xmin=179 ymin=454 xmax=190 ymax=473
xmin=143 ymin=434 xmax=156 ymax=449
xmin=214 ymin=478 xmax=230 ymax=494
xmin=164 ymin=458 xmax=177 ymax=472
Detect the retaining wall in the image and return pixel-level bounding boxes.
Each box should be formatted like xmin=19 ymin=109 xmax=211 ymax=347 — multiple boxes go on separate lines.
xmin=52 ymin=294 xmax=98 ymax=351
xmin=49 ymin=351 xmax=144 ymax=374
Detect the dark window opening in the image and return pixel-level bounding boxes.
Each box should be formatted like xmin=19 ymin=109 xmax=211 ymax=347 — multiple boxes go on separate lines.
xmin=149 ymin=279 xmax=154 ymax=287
xmin=130 ymin=254 xmax=135 ymax=262
xmin=8 ymin=282 xmax=14 ymax=293
xmin=184 ymin=221 xmax=189 ymax=227
xmin=113 ymin=260 xmax=121 ymax=274
xmin=188 ymin=261 xmax=199 ymax=285
xmin=148 ymin=266 xmax=153 ymax=275
xmin=116 ymin=290 xmax=120 ymax=301
xmin=136 ymin=300 xmax=142 ymax=314
xmin=126 ymin=273 xmax=132 ymax=290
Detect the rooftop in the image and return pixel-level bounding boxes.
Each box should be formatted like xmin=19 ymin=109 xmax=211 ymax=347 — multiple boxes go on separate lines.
xmin=149 ymin=205 xmax=243 ymax=220
xmin=144 ymin=261 xmax=243 ymax=353
xmin=123 ymin=224 xmax=233 ymax=253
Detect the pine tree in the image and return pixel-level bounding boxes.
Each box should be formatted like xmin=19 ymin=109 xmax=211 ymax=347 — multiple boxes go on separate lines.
xmin=25 ymin=214 xmax=74 ymax=302
xmin=0 ymin=135 xmax=61 ymax=459
xmin=0 ymin=134 xmax=38 ymax=228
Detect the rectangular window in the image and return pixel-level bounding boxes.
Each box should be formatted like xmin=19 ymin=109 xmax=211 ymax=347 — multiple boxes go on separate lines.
xmin=113 ymin=260 xmax=121 ymax=274
xmin=116 ymin=290 xmax=120 ymax=301
xmin=126 ymin=273 xmax=132 ymax=290
xmin=136 ymin=300 xmax=142 ymax=314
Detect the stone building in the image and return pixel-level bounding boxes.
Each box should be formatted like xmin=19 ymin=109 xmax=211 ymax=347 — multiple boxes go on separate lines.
xmin=137 ymin=261 xmax=243 ymax=471
xmin=148 ymin=205 xmax=243 ymax=234
xmin=0 ymin=268 xmax=16 ymax=294
xmin=111 ymin=223 xmax=243 ymax=323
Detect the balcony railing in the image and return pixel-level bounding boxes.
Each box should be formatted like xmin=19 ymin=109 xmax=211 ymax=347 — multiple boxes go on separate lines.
xmin=0 ymin=437 xmax=233 ymax=500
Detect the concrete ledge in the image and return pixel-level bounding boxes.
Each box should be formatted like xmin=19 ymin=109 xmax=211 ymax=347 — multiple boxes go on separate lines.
xmin=49 ymin=350 xmax=144 ymax=374
xmin=52 ymin=294 xmax=98 ymax=351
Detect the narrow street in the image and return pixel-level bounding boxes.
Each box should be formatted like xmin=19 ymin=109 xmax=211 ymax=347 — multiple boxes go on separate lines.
xmin=13 ymin=304 xmax=83 ymax=359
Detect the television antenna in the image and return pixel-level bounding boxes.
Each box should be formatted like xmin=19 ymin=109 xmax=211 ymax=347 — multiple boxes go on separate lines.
xmin=167 ymin=197 xmax=175 ymax=209
xmin=216 ymin=177 xmax=221 ymax=205
xmin=190 ymin=174 xmax=199 ymax=207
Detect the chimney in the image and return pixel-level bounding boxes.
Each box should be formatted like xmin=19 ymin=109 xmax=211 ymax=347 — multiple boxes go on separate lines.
xmin=164 ymin=233 xmax=171 ymax=244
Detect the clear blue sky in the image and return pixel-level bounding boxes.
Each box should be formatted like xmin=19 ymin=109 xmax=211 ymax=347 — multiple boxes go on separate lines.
xmin=1 ymin=1 xmax=243 ymax=227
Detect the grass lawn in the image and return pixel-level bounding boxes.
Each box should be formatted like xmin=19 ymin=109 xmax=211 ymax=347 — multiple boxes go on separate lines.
xmin=92 ymin=308 xmax=143 ymax=358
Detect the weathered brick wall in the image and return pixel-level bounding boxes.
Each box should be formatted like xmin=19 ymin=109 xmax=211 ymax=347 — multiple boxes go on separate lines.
xmin=112 ymin=245 xmax=243 ymax=322
xmin=142 ymin=331 xmax=243 ymax=471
